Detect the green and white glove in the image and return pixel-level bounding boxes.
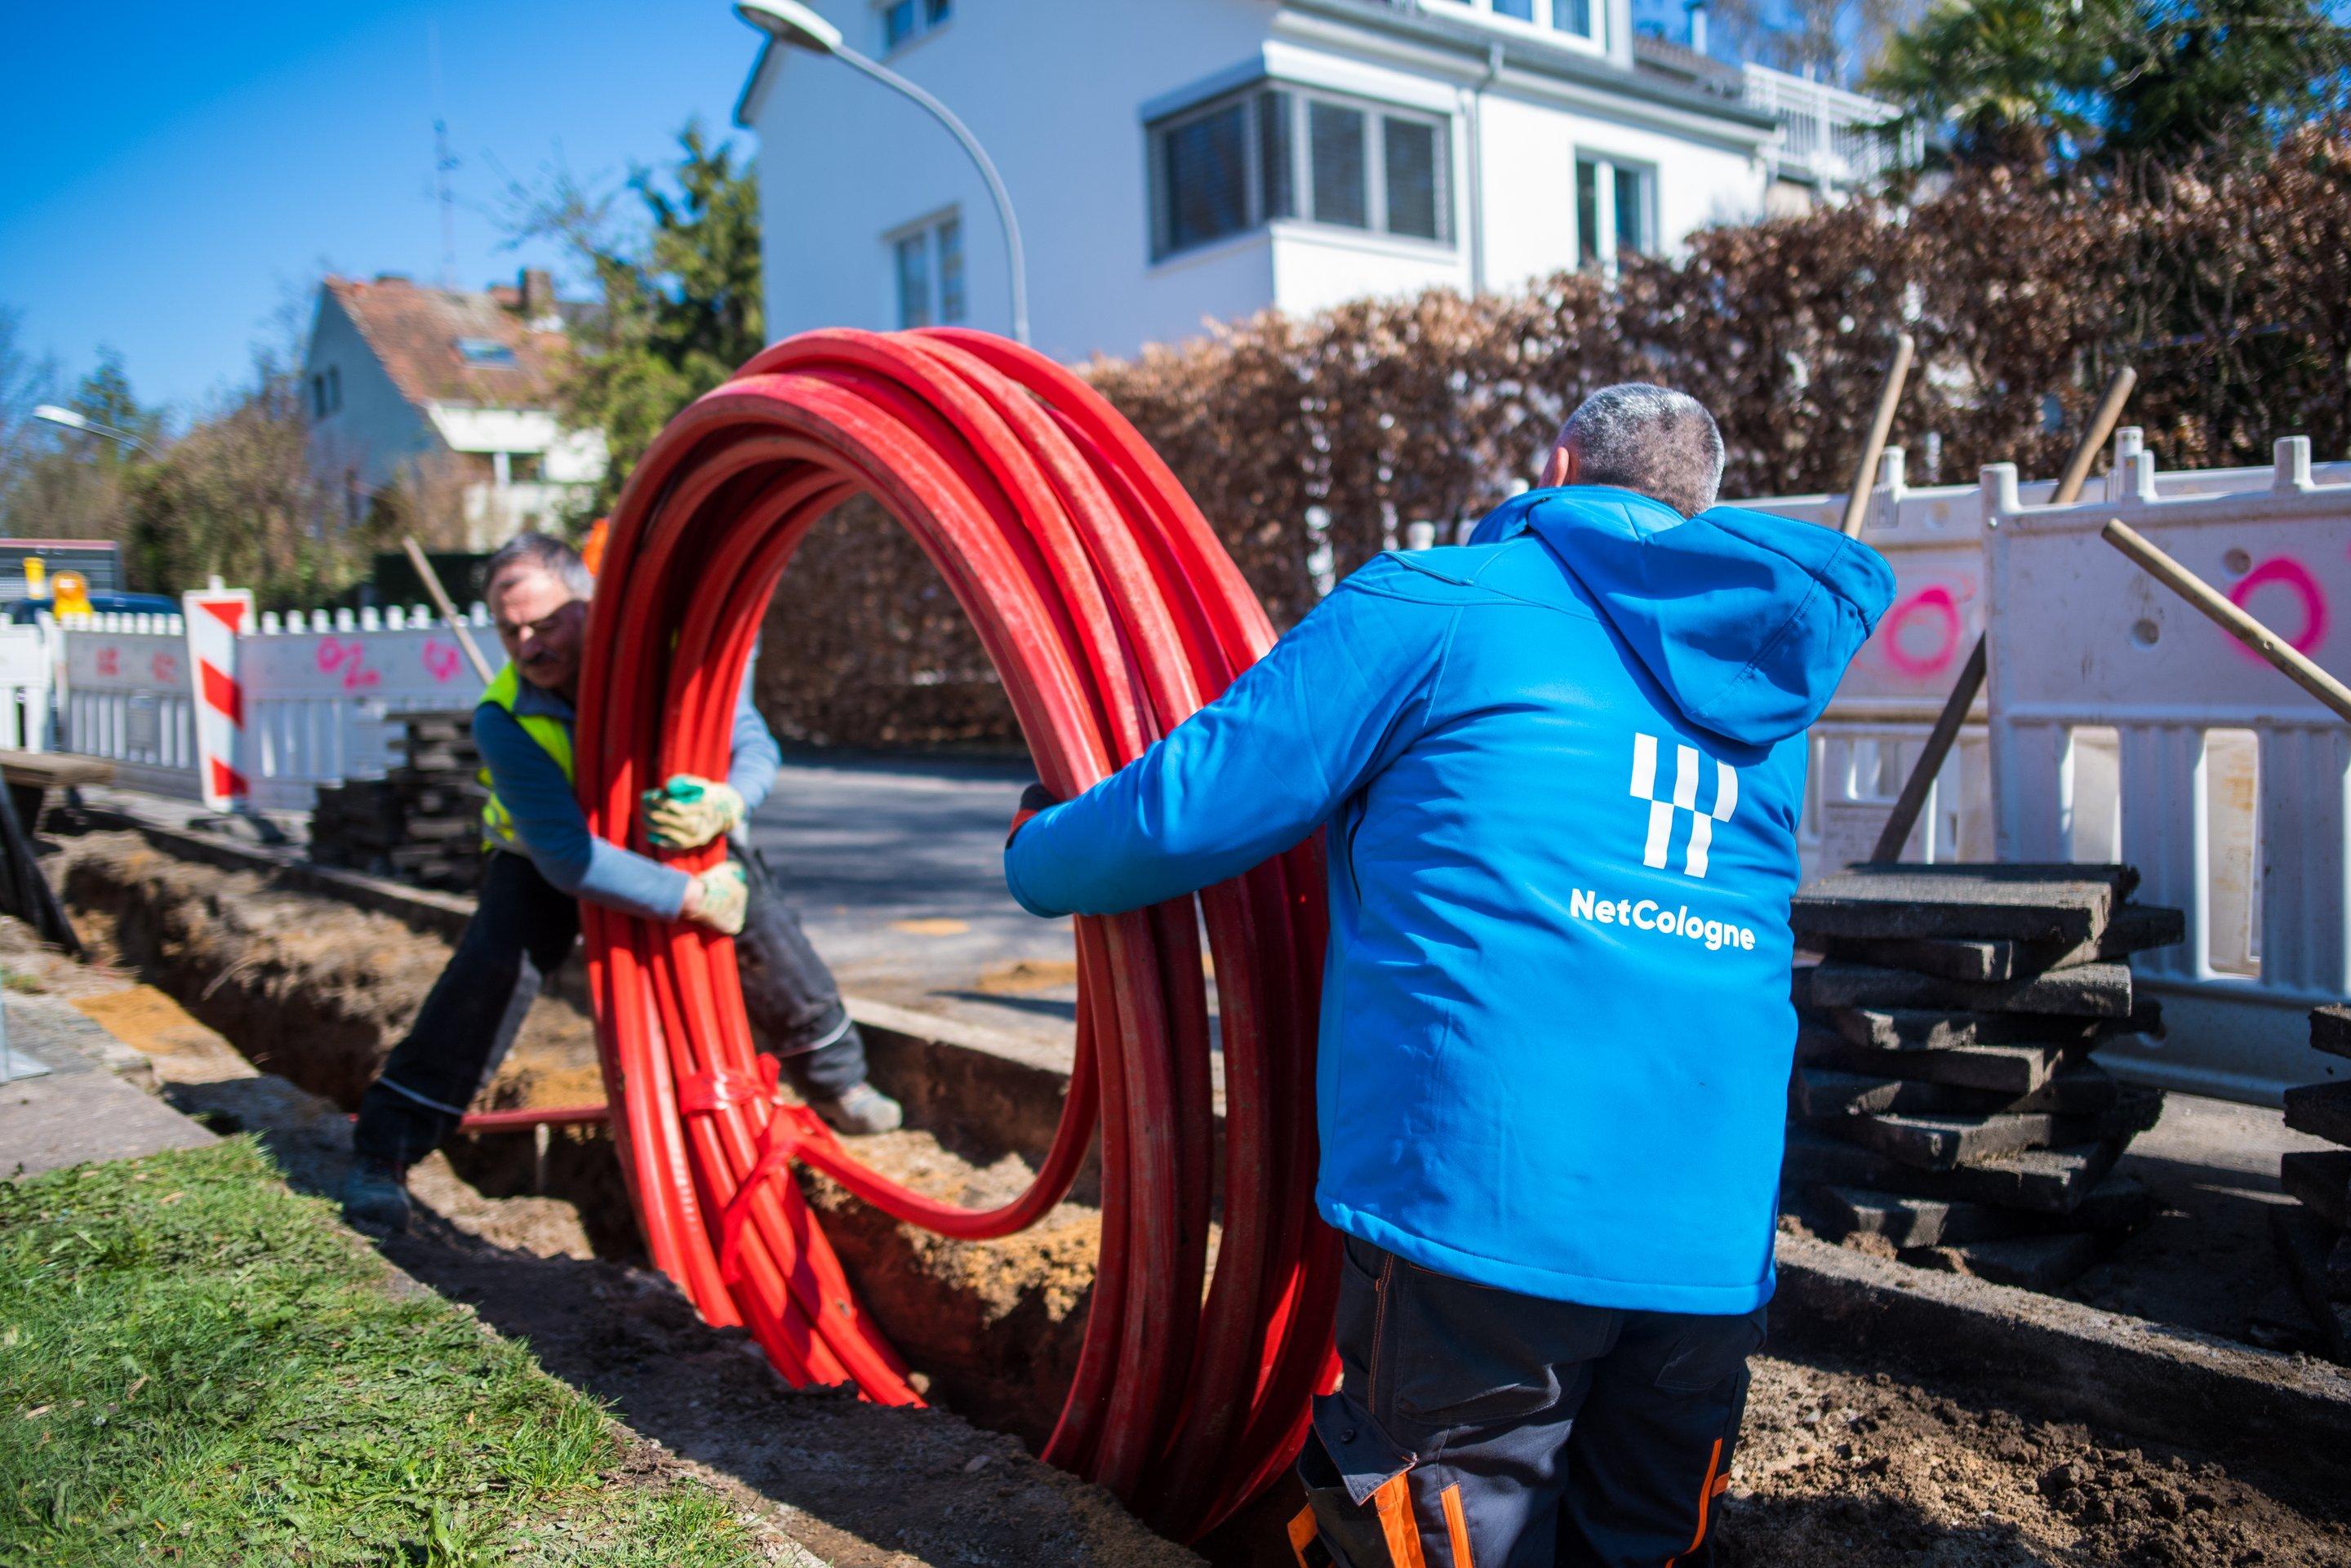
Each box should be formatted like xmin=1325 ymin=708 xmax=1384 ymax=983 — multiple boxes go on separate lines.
xmin=641 ymin=774 xmax=747 ymax=851
xmin=682 ymin=861 xmax=749 ymax=935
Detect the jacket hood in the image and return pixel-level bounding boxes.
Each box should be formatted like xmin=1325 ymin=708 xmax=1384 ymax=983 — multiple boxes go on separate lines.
xmin=1471 ymin=486 xmax=1895 ymax=748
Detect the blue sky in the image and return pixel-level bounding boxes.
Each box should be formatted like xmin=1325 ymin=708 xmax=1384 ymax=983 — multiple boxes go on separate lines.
xmin=0 ymin=1 xmax=762 ymax=419
xmin=2 ymin=0 xmax=1716 ymax=421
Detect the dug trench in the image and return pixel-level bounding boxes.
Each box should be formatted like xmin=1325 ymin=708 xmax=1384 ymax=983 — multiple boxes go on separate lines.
xmin=52 ymin=824 xmax=2351 ymax=1567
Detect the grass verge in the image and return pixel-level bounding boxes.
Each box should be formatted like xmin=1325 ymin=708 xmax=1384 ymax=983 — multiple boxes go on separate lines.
xmin=0 ymin=1137 xmax=764 ymax=1566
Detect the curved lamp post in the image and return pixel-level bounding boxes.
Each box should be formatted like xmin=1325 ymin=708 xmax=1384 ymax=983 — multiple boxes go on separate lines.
xmin=33 ymin=404 xmax=149 ymax=455
xmin=734 ymin=0 xmax=1031 ymax=346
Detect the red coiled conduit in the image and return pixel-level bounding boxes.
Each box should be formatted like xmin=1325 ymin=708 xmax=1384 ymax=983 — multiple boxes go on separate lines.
xmin=574 ymin=327 xmax=1338 ymax=1538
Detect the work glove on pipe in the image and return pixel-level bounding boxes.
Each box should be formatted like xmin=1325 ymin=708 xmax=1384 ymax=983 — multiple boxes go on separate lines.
xmin=1007 ymin=783 xmax=1061 ymax=847
xmin=642 ymin=774 xmax=747 ymax=851
xmin=682 ymin=861 xmax=749 ymax=936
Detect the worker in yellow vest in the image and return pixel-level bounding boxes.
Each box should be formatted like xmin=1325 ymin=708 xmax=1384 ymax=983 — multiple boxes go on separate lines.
xmin=343 ymin=533 xmax=899 ymax=1232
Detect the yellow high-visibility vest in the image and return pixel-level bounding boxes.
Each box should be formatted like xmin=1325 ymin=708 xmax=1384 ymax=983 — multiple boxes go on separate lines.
xmin=478 ymin=664 xmax=574 ymax=851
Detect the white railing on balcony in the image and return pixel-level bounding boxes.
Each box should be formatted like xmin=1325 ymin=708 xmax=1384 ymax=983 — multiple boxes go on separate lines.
xmin=1740 ymin=64 xmax=1921 ymax=190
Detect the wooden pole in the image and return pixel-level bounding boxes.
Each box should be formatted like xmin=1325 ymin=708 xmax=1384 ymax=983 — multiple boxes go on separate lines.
xmin=1838 ymin=332 xmax=1916 ymax=539
xmin=2102 ymin=517 xmax=2351 ymax=723
xmin=402 ymin=536 xmax=496 ymax=686
xmin=1864 ymin=366 xmax=2138 ymax=863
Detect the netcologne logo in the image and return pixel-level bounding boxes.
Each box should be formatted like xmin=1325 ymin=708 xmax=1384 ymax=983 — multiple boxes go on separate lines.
xmin=1629 ymin=732 xmax=1739 ymax=879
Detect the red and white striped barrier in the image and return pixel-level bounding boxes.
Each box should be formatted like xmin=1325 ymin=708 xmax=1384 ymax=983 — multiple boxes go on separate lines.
xmin=181 ymin=589 xmax=252 ymax=810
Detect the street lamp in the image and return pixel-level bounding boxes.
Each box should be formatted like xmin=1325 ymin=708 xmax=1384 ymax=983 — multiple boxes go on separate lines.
xmin=734 ymin=0 xmax=1031 ymax=346
xmin=33 ymin=403 xmax=149 ymax=455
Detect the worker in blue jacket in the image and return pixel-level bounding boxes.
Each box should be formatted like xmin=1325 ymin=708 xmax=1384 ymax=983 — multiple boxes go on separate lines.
xmin=343 ymin=532 xmax=900 ymax=1233
xmin=1006 ymin=386 xmax=1892 ymax=1566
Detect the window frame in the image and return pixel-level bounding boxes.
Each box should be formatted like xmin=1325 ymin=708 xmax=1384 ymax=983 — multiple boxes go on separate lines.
xmin=1147 ymin=82 xmax=1455 ymax=263
xmin=886 ymin=208 xmax=968 ymax=330
xmin=878 ymin=0 xmax=952 ymax=55
xmin=1425 ymin=0 xmax=1602 ymax=48
xmin=1572 ymin=150 xmax=1658 ymax=273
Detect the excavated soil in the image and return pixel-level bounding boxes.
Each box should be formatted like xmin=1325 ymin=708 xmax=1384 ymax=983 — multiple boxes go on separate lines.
xmin=43 ymin=830 xmax=2351 ymax=1566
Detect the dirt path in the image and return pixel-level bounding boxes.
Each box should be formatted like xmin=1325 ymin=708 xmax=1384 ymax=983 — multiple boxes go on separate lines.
xmin=43 ymin=830 xmax=2351 ymax=1566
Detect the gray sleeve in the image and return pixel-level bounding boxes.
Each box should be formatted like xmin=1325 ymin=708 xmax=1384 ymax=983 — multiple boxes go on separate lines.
xmin=725 ymin=660 xmax=783 ymax=815
xmin=475 ymin=703 xmax=691 ymax=922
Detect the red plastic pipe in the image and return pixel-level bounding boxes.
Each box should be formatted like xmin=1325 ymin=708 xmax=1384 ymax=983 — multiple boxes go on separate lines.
xmin=572 ymin=328 xmax=1337 ymax=1538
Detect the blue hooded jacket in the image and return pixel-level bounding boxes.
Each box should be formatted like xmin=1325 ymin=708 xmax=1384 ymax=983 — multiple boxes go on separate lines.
xmin=1006 ymin=486 xmax=1893 ymax=1313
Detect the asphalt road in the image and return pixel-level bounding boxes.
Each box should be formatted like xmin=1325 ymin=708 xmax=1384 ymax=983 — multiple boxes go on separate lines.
xmin=743 ymin=750 xmax=1081 ymax=1046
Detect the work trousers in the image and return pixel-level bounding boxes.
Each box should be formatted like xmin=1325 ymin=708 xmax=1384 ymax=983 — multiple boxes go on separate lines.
xmin=354 ymin=845 xmax=866 ymax=1170
xmin=1293 ymin=1234 xmax=1766 ymax=1568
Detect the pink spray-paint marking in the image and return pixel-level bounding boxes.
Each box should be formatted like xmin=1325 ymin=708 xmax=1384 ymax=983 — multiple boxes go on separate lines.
xmin=150 ymin=652 xmax=180 ymax=684
xmin=2224 ymin=557 xmax=2329 ymax=663
xmin=1878 ymin=583 xmax=1967 ymax=679
xmin=95 ymin=647 xmax=119 ymax=678
xmin=314 ymin=635 xmax=384 ymax=692
xmin=422 ymin=638 xmax=463 ymax=682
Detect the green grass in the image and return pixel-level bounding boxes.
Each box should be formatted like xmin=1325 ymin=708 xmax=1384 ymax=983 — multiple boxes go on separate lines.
xmin=0 ymin=1139 xmax=764 ymax=1566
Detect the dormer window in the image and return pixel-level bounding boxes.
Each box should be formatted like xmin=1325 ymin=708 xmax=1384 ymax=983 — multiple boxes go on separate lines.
xmin=457 ymin=337 xmax=517 ymax=366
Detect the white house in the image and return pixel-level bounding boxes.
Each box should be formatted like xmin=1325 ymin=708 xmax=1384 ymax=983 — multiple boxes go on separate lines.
xmin=736 ymin=0 xmax=1913 ymax=361
xmin=302 ymin=271 xmax=608 ymax=547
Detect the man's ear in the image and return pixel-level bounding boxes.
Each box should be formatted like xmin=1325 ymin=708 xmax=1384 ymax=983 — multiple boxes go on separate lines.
xmin=1539 ymin=443 xmax=1576 ymax=489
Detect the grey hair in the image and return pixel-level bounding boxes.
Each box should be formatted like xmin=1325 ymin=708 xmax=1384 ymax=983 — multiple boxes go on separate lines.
xmin=1558 ymin=384 xmax=1727 ymax=517
xmin=484 ymin=531 xmax=594 ymax=600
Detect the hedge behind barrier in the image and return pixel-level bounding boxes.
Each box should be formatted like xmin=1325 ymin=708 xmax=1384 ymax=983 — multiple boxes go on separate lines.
xmin=758 ymin=128 xmax=2351 ymax=752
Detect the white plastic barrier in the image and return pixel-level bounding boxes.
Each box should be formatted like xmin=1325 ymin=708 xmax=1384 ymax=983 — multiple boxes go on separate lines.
xmin=240 ymin=604 xmax=490 ymax=810
xmin=54 ymin=602 xmax=493 ymax=809
xmin=57 ymin=611 xmax=202 ymax=798
xmin=1982 ymin=437 xmax=2351 ymax=1103
xmin=1740 ymin=438 xmax=2351 ymax=880
xmin=0 ymin=622 xmax=55 ymax=752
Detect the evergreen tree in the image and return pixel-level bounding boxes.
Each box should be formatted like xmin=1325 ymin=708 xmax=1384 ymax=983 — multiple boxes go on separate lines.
xmin=508 ymin=121 xmax=762 ymax=516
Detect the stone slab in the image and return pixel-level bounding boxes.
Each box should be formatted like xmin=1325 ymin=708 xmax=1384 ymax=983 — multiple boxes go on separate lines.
xmin=1784 ymin=1122 xmax=2125 ymax=1213
xmin=1800 ymin=1031 xmax=2077 ymax=1097
xmin=1821 ymin=903 xmax=2185 ymax=983
xmin=1829 ymin=1002 xmax=2155 ymax=1053
xmin=1904 ymin=1229 xmax=2108 ymax=1291
xmin=0 ymin=997 xmax=216 ymax=1178
xmin=1811 ymin=960 xmax=2134 ymax=1019
xmin=2280 ymin=1149 xmax=2351 ymax=1229
xmin=1793 ymin=1061 xmax=2119 ymax=1121
xmin=1820 ymin=1107 xmax=2106 ymax=1171
xmin=1791 ymin=863 xmax=2135 ymax=944
xmin=2314 ymin=1005 xmax=2351 ymax=1061
xmin=1813 ymin=1173 xmax=2155 ymax=1250
xmin=2282 ymin=1081 xmax=2351 ymax=1148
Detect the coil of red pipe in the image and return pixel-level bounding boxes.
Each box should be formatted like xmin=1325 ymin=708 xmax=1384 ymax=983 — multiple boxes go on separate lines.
xmin=575 ymin=327 xmax=1339 ymax=1538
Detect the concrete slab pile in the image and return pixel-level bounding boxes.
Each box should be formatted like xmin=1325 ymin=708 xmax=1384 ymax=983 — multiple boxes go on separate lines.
xmin=2276 ymin=1005 xmax=2351 ymax=1360
xmin=309 ymin=713 xmax=486 ymax=891
xmin=1787 ymin=864 xmax=2184 ymax=1290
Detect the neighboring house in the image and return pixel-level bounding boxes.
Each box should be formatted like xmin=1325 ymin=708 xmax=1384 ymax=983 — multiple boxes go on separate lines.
xmin=302 ymin=270 xmax=608 ymax=547
xmin=736 ymin=0 xmax=1915 ymax=361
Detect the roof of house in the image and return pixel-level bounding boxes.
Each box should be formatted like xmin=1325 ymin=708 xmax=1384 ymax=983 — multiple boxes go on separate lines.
xmin=319 ymin=275 xmax=584 ymax=411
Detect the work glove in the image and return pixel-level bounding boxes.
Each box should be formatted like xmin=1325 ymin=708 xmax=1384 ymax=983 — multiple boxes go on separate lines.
xmin=642 ymin=774 xmax=747 ymax=851
xmin=1007 ymin=782 xmax=1060 ymax=847
xmin=682 ymin=861 xmax=749 ymax=935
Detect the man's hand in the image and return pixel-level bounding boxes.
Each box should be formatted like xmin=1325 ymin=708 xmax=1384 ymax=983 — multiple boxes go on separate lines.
xmin=642 ymin=774 xmax=747 ymax=851
xmin=680 ymin=861 xmax=749 ymax=935
xmin=1007 ymin=783 xmax=1061 ymax=847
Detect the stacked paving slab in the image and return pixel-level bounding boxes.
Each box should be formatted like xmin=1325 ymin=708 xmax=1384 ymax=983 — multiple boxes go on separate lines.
xmin=2275 ymin=1006 xmax=2351 ymax=1361
xmin=309 ymin=713 xmax=485 ymax=893
xmin=1784 ymin=864 xmax=2183 ymax=1290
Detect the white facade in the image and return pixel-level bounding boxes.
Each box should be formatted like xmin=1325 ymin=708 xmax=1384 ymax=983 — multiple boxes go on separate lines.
xmin=302 ymin=278 xmax=608 ymax=549
xmin=740 ymin=0 xmax=1884 ymax=361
